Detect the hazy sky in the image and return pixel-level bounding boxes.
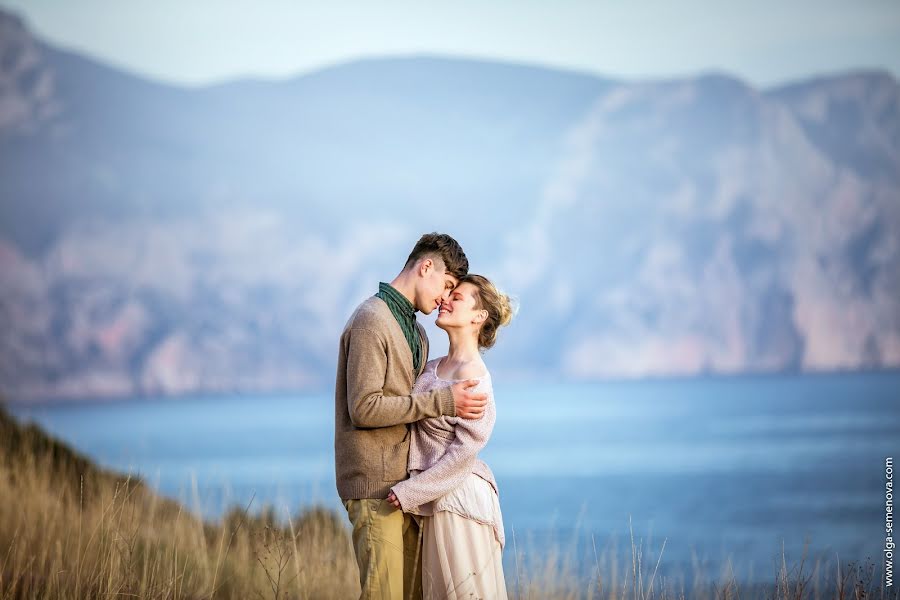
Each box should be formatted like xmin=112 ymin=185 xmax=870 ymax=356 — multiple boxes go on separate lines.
xmin=3 ymin=0 xmax=899 ymax=89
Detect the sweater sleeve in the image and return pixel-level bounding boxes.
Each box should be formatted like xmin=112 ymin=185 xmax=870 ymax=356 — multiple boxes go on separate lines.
xmin=390 ymin=378 xmax=495 ymax=511
xmin=345 ymin=327 xmax=456 ymax=428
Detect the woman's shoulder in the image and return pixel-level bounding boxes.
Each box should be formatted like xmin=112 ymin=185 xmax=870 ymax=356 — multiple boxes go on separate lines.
xmin=434 ymin=355 xmax=491 ymax=384
xmin=454 ymin=360 xmax=490 ymax=381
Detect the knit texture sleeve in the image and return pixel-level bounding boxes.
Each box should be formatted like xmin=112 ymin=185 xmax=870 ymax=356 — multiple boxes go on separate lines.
xmin=345 ymin=327 xmax=455 ymax=428
xmin=389 ymin=377 xmax=495 ymax=512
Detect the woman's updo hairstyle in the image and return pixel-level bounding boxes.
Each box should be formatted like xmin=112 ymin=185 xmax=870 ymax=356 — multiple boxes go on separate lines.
xmin=458 ymin=274 xmax=516 ymax=351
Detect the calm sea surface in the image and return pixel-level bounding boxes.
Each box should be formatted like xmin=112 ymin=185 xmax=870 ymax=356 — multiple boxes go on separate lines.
xmin=10 ymin=371 xmax=899 ymax=588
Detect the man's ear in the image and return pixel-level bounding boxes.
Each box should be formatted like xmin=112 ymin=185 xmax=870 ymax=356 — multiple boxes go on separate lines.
xmin=418 ymin=258 xmax=433 ymax=276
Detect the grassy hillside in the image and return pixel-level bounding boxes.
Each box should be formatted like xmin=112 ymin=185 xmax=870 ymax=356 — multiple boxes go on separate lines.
xmin=0 ymin=400 xmax=359 ymax=598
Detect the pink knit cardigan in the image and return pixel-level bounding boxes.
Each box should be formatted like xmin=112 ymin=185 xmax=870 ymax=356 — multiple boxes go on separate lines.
xmin=390 ymin=357 xmax=500 ymax=518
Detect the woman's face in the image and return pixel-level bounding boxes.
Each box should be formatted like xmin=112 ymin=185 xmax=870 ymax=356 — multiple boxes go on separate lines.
xmin=435 ymin=282 xmax=485 ymax=331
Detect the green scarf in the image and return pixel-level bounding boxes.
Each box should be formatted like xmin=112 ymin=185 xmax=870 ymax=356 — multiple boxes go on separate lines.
xmin=375 ymin=282 xmax=422 ymax=374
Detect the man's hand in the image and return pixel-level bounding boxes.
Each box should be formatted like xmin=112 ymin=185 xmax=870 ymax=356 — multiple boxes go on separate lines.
xmin=451 ymin=379 xmax=487 ymax=419
xmin=387 ymin=490 xmax=402 ymax=510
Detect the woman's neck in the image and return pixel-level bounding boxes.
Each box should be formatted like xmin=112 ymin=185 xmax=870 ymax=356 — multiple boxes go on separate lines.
xmin=444 ymin=328 xmax=481 ymax=364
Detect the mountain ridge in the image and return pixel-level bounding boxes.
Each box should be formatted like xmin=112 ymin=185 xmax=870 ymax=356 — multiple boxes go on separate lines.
xmin=2 ymin=6 xmax=898 ymax=402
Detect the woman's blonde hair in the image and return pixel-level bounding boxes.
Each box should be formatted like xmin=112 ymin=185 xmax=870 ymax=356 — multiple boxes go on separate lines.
xmin=458 ymin=274 xmax=516 ymax=350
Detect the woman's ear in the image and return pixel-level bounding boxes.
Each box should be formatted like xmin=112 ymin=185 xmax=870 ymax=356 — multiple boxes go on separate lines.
xmin=474 ymin=309 xmax=488 ymax=325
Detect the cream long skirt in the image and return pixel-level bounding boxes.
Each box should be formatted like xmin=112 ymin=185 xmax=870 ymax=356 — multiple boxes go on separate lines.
xmin=420 ymin=510 xmax=508 ymax=599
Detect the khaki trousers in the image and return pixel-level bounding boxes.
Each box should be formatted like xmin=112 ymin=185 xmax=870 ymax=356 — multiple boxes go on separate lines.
xmin=343 ymin=498 xmax=424 ymax=600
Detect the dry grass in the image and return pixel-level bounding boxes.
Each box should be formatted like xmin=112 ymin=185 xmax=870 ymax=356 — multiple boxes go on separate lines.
xmin=505 ymin=519 xmax=893 ymax=600
xmin=0 ymin=401 xmax=894 ymax=599
xmin=0 ymin=401 xmax=358 ymax=599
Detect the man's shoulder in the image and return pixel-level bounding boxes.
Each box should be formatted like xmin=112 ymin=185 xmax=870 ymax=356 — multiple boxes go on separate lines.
xmin=344 ymin=295 xmax=392 ymax=332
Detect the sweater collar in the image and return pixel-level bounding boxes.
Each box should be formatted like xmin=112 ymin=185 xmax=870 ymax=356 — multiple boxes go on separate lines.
xmin=377 ymin=282 xmax=416 ymax=317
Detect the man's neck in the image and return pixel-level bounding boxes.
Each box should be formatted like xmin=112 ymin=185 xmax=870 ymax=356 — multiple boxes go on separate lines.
xmin=388 ymin=273 xmax=417 ymax=310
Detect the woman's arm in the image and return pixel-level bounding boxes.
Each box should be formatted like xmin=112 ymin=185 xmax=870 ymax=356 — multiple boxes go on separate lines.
xmin=389 ymin=377 xmax=495 ymax=512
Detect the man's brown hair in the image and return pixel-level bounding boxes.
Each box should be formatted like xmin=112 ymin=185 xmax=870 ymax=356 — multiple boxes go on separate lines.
xmin=404 ymin=233 xmax=469 ymax=280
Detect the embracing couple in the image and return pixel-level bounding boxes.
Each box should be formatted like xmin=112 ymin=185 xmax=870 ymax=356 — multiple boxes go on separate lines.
xmin=334 ymin=232 xmax=514 ymax=599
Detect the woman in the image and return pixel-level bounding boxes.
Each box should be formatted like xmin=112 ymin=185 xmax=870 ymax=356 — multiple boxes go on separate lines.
xmin=387 ymin=273 xmax=514 ymax=599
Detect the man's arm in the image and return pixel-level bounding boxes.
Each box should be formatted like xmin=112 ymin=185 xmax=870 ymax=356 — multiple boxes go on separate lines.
xmin=346 ymin=327 xmax=455 ymax=428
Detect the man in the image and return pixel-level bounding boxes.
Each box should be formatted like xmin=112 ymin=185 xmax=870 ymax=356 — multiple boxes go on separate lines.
xmin=334 ymin=232 xmax=489 ymax=600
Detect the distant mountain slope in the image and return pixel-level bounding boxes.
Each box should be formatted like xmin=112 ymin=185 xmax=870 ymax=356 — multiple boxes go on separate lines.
xmin=1 ymin=7 xmax=898 ymax=402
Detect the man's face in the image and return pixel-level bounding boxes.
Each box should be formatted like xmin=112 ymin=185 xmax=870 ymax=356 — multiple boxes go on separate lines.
xmin=416 ymin=259 xmax=458 ymax=315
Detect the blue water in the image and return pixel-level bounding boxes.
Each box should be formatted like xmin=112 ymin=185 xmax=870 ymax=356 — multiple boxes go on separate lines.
xmin=9 ymin=371 xmax=899 ymax=588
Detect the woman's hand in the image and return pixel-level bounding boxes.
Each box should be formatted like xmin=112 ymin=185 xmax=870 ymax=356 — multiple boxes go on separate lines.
xmin=387 ymin=490 xmax=402 ymax=510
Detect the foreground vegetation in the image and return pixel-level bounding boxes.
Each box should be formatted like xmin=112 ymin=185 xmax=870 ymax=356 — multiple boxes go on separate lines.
xmin=0 ymin=400 xmax=893 ymax=599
